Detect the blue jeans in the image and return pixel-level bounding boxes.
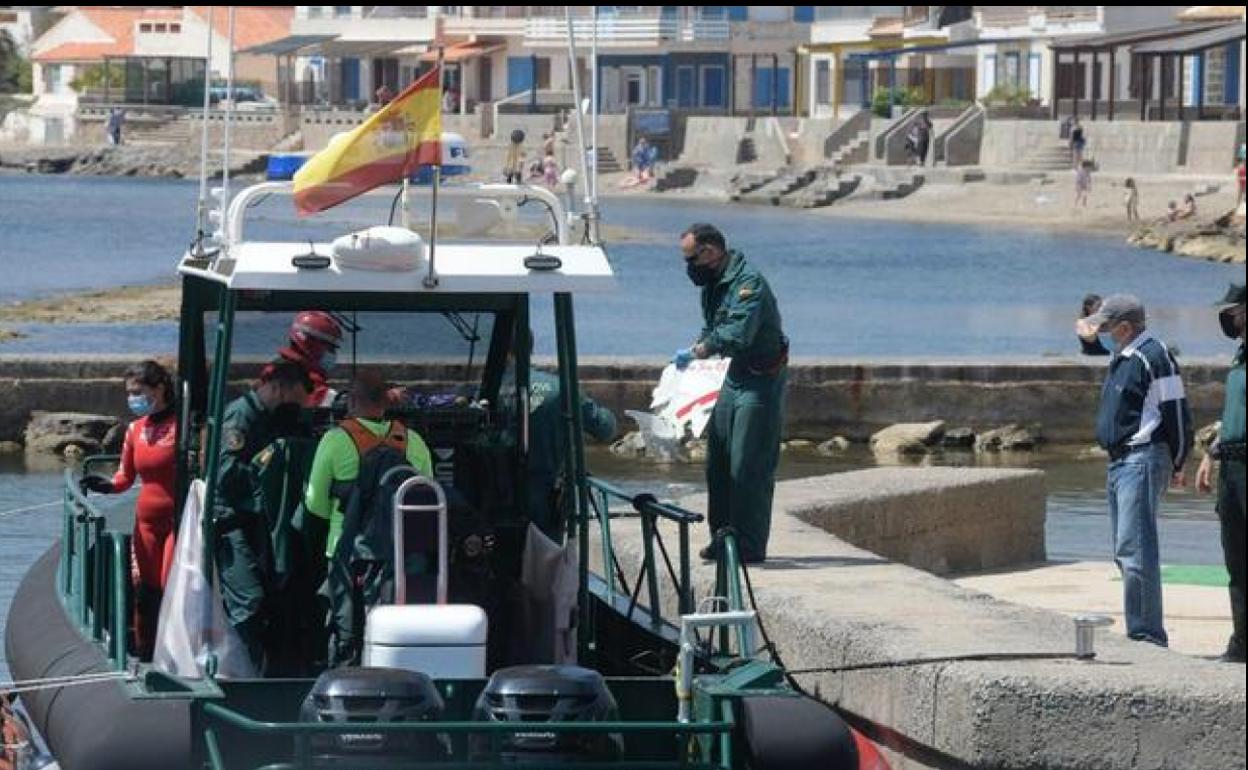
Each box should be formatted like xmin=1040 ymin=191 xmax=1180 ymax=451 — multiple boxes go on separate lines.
xmin=1106 ymin=443 xmax=1172 ymax=646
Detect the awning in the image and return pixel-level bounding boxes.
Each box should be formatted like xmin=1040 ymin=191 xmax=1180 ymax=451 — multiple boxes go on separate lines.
xmin=1132 ymin=22 xmax=1245 ymax=55
xmin=419 ymin=41 xmax=505 ymax=63
xmin=319 ymin=38 xmax=426 ymax=57
xmin=1048 ymin=22 xmax=1226 ymax=52
xmin=242 ymin=33 xmax=337 ymax=56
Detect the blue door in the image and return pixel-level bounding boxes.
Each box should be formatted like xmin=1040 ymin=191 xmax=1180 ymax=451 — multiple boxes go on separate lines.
xmin=702 ymin=66 xmax=725 ymax=108
xmin=341 ymin=57 xmax=360 ymax=102
xmin=507 ymin=56 xmax=534 ymax=96
xmin=753 ymin=67 xmax=790 ymax=109
xmin=676 ymin=66 xmax=695 ymax=107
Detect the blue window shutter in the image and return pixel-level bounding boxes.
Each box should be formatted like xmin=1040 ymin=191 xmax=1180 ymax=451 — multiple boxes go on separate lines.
xmin=507 ymin=57 xmax=534 ymax=96
xmin=793 ymin=6 xmax=814 ymax=23
xmin=778 ymin=67 xmax=790 ymax=108
xmin=728 ymin=6 xmax=748 ymax=22
xmin=702 ymin=67 xmax=725 ymax=107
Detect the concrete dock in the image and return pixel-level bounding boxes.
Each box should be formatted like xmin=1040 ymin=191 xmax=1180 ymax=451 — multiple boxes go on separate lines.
xmin=592 ymin=468 xmax=1245 ymax=770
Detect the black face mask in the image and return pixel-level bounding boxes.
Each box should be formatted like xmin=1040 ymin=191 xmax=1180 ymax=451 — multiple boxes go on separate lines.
xmin=686 ymin=260 xmax=718 ymax=287
xmin=1221 ymin=308 xmax=1245 ymax=340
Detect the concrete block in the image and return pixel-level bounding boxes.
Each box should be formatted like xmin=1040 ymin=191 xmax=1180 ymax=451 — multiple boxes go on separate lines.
xmin=589 ymin=471 xmax=1244 ymax=769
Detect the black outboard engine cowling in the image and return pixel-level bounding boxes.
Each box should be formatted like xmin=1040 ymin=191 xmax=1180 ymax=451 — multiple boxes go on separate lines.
xmin=471 ymin=665 xmax=623 ymax=763
xmin=299 ymin=667 xmax=449 ymax=764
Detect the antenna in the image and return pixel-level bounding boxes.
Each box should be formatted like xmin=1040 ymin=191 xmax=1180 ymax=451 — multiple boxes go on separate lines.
xmin=563 ymin=7 xmax=597 ymax=243
xmin=219 ymin=6 xmax=237 ymax=247
xmin=193 ymin=5 xmax=215 ymax=252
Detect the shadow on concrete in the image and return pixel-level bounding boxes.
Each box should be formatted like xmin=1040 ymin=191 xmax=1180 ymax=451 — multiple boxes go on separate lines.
xmin=755 ymin=555 xmax=890 ymax=570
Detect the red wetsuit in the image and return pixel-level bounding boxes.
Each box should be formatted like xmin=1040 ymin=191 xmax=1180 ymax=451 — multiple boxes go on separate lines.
xmin=111 ymin=410 xmax=177 ymax=656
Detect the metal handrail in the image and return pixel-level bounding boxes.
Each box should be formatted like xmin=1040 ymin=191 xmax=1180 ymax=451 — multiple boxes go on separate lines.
xmin=60 ymin=458 xmax=133 ymax=670
xmin=391 ymin=474 xmax=448 ymax=605
xmin=587 ymin=479 xmax=701 ymax=622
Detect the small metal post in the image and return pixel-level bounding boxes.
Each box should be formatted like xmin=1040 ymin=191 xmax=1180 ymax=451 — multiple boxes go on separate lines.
xmin=1074 ymin=614 xmax=1114 ymax=659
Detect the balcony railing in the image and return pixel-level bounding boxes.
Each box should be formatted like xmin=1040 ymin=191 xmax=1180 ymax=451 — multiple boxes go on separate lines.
xmin=525 ymin=16 xmax=730 ymax=46
xmin=978 ymin=6 xmax=1099 ymax=30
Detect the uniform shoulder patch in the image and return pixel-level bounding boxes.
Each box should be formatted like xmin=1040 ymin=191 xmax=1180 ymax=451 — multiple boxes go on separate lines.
xmin=224 ymin=429 xmax=245 ymax=452
xmin=738 ymin=285 xmax=756 ymax=300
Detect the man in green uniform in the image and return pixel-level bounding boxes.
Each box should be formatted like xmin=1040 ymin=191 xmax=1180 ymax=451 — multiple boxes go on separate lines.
xmin=1197 ymin=283 xmax=1246 ymax=663
xmin=214 ymin=360 xmax=313 ymax=673
xmin=674 ymin=223 xmax=787 ymax=564
xmin=504 ymin=328 xmax=617 ymax=539
xmin=304 ymin=371 xmax=433 ymax=666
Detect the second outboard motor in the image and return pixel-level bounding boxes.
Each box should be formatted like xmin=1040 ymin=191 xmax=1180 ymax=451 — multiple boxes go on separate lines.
xmin=299 ymin=667 xmax=449 ymax=764
xmin=471 ymin=665 xmax=622 ymax=763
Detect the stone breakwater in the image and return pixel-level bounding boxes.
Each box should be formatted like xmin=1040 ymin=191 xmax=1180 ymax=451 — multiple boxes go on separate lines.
xmin=1127 ymin=209 xmax=1247 ymax=264
xmin=0 ymin=356 xmax=1230 ymax=451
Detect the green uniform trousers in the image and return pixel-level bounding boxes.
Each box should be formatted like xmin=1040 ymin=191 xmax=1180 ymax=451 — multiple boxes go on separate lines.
xmin=706 ymin=369 xmax=787 ymax=560
xmin=1218 ymin=459 xmax=1246 ymax=655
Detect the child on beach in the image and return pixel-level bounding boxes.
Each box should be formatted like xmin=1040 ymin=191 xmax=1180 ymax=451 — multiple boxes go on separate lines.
xmin=542 ymin=154 xmax=559 ymax=188
xmin=1123 ymin=177 xmax=1140 ymax=222
xmin=1074 ymin=160 xmax=1092 ymax=209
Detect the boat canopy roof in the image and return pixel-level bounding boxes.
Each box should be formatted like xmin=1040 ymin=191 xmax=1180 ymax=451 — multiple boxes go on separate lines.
xmin=178 ymin=242 xmax=615 ymax=295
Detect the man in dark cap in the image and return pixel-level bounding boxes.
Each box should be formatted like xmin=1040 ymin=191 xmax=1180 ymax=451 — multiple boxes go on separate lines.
xmin=1196 ymin=284 xmax=1246 ymax=663
xmin=674 ymin=223 xmax=787 ymax=564
xmin=1087 ymin=294 xmax=1193 ymax=647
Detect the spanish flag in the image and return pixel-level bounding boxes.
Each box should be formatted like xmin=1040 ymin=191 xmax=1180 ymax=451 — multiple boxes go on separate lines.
xmin=293 ymin=66 xmax=442 ymax=215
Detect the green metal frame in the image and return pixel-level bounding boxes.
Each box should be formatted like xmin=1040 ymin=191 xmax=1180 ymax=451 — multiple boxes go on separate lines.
xmin=59 ymin=456 xmax=133 ymax=672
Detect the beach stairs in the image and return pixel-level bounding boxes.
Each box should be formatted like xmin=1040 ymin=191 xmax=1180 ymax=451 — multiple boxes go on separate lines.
xmin=126 ymin=117 xmax=192 ymax=146
xmin=735 ymin=167 xmax=821 ymax=205
xmin=593 ymin=146 xmax=623 ymax=174
xmin=880 ymin=174 xmax=926 ymax=200
xmin=736 ymin=136 xmax=758 ymax=164
xmin=270 ymin=130 xmax=304 ymax=153
xmin=728 ymin=169 xmax=781 ymax=201
xmin=829 ymin=131 xmax=871 ymax=169
xmin=783 ymin=172 xmax=863 ymax=208
xmin=1016 ymin=141 xmax=1073 ymax=171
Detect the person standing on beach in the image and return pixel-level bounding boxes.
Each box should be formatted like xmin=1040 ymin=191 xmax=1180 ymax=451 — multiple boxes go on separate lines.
xmin=1070 ymin=117 xmax=1086 ymax=168
xmin=106 ymin=107 xmax=124 ymax=146
xmin=1196 ymin=284 xmax=1246 ymax=664
xmin=673 ymin=223 xmax=788 ymax=564
xmin=1074 ymin=160 xmax=1093 ymax=209
xmin=1087 ymin=295 xmax=1192 ymax=647
xmin=1124 ymin=178 xmax=1140 ymax=222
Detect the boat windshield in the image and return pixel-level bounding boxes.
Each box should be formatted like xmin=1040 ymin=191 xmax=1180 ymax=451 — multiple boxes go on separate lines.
xmin=206 ymin=309 xmax=500 ymax=382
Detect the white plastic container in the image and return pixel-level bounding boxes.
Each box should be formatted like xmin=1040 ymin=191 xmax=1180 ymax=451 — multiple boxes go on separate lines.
xmin=363 ymin=603 xmax=488 ymax=679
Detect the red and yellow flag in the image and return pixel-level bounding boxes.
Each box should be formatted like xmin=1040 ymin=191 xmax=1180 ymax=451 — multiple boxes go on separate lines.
xmin=294 ymin=66 xmax=441 ymax=215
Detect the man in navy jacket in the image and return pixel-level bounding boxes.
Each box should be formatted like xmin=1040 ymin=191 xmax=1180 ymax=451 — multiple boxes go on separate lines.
xmin=1088 ymin=295 xmax=1192 ymax=646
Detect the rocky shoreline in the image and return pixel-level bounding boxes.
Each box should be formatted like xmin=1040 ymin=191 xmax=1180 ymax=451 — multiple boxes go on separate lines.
xmin=1127 ymin=208 xmax=1247 ymax=264
xmin=0 ymin=144 xmax=265 ymax=179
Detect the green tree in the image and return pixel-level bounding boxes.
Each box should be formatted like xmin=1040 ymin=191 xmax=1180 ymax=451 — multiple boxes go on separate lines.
xmin=0 ymin=29 xmax=31 ymax=94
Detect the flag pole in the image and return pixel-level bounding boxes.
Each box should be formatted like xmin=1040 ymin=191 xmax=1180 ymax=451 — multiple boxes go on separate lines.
xmin=424 ymin=49 xmax=444 ymax=289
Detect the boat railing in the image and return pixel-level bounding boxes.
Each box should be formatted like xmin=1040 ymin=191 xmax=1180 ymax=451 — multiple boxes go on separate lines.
xmin=60 ymin=455 xmax=132 ymax=671
xmin=587 ymin=477 xmax=754 ymax=659
xmin=200 ymin=700 xmax=733 ymax=770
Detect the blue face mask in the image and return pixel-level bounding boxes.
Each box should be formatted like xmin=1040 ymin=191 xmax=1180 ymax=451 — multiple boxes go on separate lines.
xmin=319 ymin=351 xmax=337 ymax=372
xmin=1098 ymin=333 xmax=1118 ymax=354
xmin=127 ymin=394 xmax=154 ymax=417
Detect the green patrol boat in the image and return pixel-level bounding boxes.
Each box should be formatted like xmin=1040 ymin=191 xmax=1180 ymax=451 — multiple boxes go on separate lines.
xmin=4 ymin=180 xmax=891 ymax=770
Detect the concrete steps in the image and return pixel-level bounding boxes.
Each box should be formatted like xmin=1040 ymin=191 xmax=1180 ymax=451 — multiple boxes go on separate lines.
xmin=1018 ymin=142 xmax=1074 ymax=171
xmin=126 ymin=117 xmax=192 ymax=146
xmin=829 ymin=131 xmax=870 ymax=168
xmin=736 ymin=136 xmax=758 ymax=164
xmin=594 ymin=145 xmax=622 ymax=174
xmin=879 ymin=173 xmax=925 ymax=199
xmin=783 ymin=173 xmax=862 ymax=209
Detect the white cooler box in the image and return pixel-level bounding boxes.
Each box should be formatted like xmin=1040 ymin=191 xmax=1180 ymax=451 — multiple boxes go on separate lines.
xmin=363 ymin=604 xmax=488 ymax=679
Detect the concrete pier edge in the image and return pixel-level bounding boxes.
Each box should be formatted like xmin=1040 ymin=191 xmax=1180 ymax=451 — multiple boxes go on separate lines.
xmin=589 ymin=468 xmax=1245 ymax=770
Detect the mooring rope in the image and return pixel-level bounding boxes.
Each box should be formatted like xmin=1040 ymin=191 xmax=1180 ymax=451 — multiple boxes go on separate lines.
xmin=0 ymin=501 xmax=59 ymax=521
xmin=0 ymin=671 xmax=131 ymax=698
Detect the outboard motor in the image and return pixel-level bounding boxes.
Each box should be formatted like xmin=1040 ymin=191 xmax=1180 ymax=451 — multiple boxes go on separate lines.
xmin=299 ymin=667 xmax=449 ymax=764
xmin=471 ymin=665 xmax=622 ymax=763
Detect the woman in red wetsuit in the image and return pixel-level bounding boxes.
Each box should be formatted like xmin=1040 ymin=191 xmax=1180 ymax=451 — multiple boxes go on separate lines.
xmin=81 ymin=360 xmax=177 ymax=659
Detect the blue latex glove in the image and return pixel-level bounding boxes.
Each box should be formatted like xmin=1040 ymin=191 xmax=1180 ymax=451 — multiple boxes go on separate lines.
xmin=672 ymin=347 xmax=695 ymax=370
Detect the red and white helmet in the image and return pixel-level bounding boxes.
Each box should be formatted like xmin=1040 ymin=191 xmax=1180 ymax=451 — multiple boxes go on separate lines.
xmin=287 ymin=311 xmax=342 ymax=360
